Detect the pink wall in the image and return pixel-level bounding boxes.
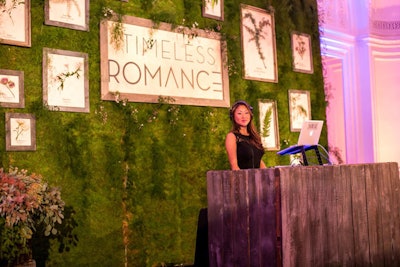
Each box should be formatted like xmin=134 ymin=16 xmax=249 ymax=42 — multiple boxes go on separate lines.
xmin=319 ymin=1 xmax=400 ymax=165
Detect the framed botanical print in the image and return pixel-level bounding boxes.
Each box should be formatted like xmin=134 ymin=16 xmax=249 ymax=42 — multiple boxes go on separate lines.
xmin=288 ymin=89 xmax=311 ymax=132
xmin=44 ymin=0 xmax=89 ymax=31
xmin=5 ymin=113 xmax=36 ymax=151
xmin=202 ymin=0 xmax=224 ymax=21
xmin=291 ymin=32 xmax=314 ymax=74
xmin=258 ymin=99 xmax=280 ymax=150
xmin=0 ymin=0 xmax=31 ymax=47
xmin=240 ymin=4 xmax=278 ymax=83
xmin=0 ymin=69 xmax=24 ymax=108
xmin=43 ymin=48 xmax=89 ymax=113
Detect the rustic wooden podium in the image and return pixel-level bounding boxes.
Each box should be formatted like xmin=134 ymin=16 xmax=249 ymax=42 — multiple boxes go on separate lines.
xmin=207 ymin=162 xmax=400 ymax=267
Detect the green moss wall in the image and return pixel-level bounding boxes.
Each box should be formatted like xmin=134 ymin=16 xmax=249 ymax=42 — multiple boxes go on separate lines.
xmin=0 ymin=0 xmax=325 ymax=266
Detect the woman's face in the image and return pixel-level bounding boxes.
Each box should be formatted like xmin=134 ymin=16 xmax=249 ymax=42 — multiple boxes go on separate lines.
xmin=233 ymin=104 xmax=251 ymax=128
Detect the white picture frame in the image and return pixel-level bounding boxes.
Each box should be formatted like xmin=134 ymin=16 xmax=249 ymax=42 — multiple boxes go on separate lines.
xmin=0 ymin=69 xmax=24 ymax=108
xmin=100 ymin=15 xmax=230 ymax=108
xmin=0 ymin=0 xmax=31 ymax=47
xmin=5 ymin=113 xmax=36 ymax=151
xmin=43 ymin=48 xmax=89 ymax=113
xmin=259 ymin=99 xmax=280 ymax=151
xmin=202 ymin=0 xmax=224 ymax=21
xmin=288 ymin=89 xmax=311 ymax=132
xmin=44 ymin=0 xmax=89 ymax=31
xmin=291 ymin=32 xmax=314 ymax=74
xmin=240 ymin=4 xmax=278 ymax=83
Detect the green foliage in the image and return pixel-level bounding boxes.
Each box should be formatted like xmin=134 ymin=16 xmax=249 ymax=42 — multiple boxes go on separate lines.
xmin=262 ymin=107 xmax=272 ymax=138
xmin=0 ymin=0 xmax=325 ymax=266
xmin=0 ymin=220 xmax=31 ymax=266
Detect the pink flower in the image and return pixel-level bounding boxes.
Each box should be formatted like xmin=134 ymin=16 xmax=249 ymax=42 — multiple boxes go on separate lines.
xmin=1 ymin=77 xmax=8 ymax=85
xmin=7 ymin=80 xmax=15 ymax=88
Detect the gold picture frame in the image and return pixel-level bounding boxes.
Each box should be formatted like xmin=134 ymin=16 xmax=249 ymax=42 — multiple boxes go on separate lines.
xmin=0 ymin=69 xmax=25 ymax=108
xmin=44 ymin=0 xmax=89 ymax=31
xmin=291 ymin=32 xmax=314 ymax=74
xmin=259 ymin=99 xmax=280 ymax=151
xmin=5 ymin=113 xmax=36 ymax=151
xmin=288 ymin=89 xmax=311 ymax=132
xmin=0 ymin=0 xmax=31 ymax=47
xmin=43 ymin=48 xmax=89 ymax=113
xmin=240 ymin=4 xmax=278 ymax=83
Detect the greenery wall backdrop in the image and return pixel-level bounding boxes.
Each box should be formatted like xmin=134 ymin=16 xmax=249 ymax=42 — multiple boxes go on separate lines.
xmin=0 ymin=0 xmax=326 ymax=266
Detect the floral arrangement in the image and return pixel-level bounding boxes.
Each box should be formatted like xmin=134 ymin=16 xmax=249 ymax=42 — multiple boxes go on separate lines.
xmin=0 ymin=167 xmax=65 ymax=264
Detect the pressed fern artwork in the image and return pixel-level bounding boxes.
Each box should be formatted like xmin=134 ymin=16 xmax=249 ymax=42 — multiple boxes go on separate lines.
xmin=240 ymin=4 xmax=278 ymax=82
xmin=259 ymin=99 xmax=280 ymax=150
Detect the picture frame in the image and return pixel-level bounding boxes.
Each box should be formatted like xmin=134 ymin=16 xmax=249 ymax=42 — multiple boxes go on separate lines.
xmin=44 ymin=0 xmax=89 ymax=31
xmin=240 ymin=4 xmax=278 ymax=83
xmin=100 ymin=15 xmax=230 ymax=108
xmin=258 ymin=99 xmax=280 ymax=151
xmin=288 ymin=89 xmax=311 ymax=132
xmin=0 ymin=69 xmax=25 ymax=108
xmin=0 ymin=0 xmax=31 ymax=47
xmin=43 ymin=48 xmax=89 ymax=113
xmin=291 ymin=32 xmax=314 ymax=74
xmin=202 ymin=0 xmax=224 ymax=21
xmin=5 ymin=113 xmax=36 ymax=151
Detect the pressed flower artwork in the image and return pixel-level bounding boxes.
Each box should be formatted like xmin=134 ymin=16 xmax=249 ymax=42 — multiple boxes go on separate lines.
xmin=43 ymin=48 xmax=89 ymax=113
xmin=0 ymin=0 xmax=31 ymax=47
xmin=240 ymin=4 xmax=278 ymax=83
xmin=0 ymin=69 xmax=24 ymax=108
xmin=45 ymin=0 xmax=89 ymax=31
xmin=291 ymin=32 xmax=313 ymax=73
xmin=5 ymin=113 xmax=36 ymax=151
xmin=288 ymin=89 xmax=311 ymax=132
xmin=202 ymin=0 xmax=224 ymax=21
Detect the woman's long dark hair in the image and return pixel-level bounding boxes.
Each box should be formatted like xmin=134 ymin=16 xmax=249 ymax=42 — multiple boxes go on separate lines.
xmin=230 ymin=101 xmax=264 ymax=151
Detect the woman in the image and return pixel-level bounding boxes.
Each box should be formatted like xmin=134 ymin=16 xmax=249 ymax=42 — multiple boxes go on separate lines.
xmin=194 ymin=101 xmax=266 ymax=267
xmin=225 ymin=100 xmax=266 ymax=170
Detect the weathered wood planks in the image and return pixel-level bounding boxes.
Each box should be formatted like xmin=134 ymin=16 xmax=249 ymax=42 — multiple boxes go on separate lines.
xmin=207 ymin=162 xmax=400 ymax=267
xmin=207 ymin=169 xmax=278 ymax=267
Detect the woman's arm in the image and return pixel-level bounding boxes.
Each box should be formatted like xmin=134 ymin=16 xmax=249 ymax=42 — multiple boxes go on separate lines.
xmin=225 ymin=132 xmax=240 ymax=170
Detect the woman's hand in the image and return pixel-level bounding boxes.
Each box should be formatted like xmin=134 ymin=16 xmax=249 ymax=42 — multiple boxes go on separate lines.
xmin=260 ymin=160 xmax=267 ymax=169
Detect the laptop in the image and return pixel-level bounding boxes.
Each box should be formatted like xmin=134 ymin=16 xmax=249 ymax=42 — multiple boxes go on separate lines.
xmin=297 ymin=120 xmax=324 ymax=146
xmin=277 ymin=120 xmax=324 ymax=155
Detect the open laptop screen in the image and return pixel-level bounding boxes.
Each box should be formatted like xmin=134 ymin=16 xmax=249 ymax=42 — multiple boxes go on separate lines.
xmin=297 ymin=120 xmax=324 ymax=146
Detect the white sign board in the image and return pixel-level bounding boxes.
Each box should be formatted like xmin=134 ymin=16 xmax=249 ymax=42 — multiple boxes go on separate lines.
xmin=100 ymin=16 xmax=230 ymax=107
